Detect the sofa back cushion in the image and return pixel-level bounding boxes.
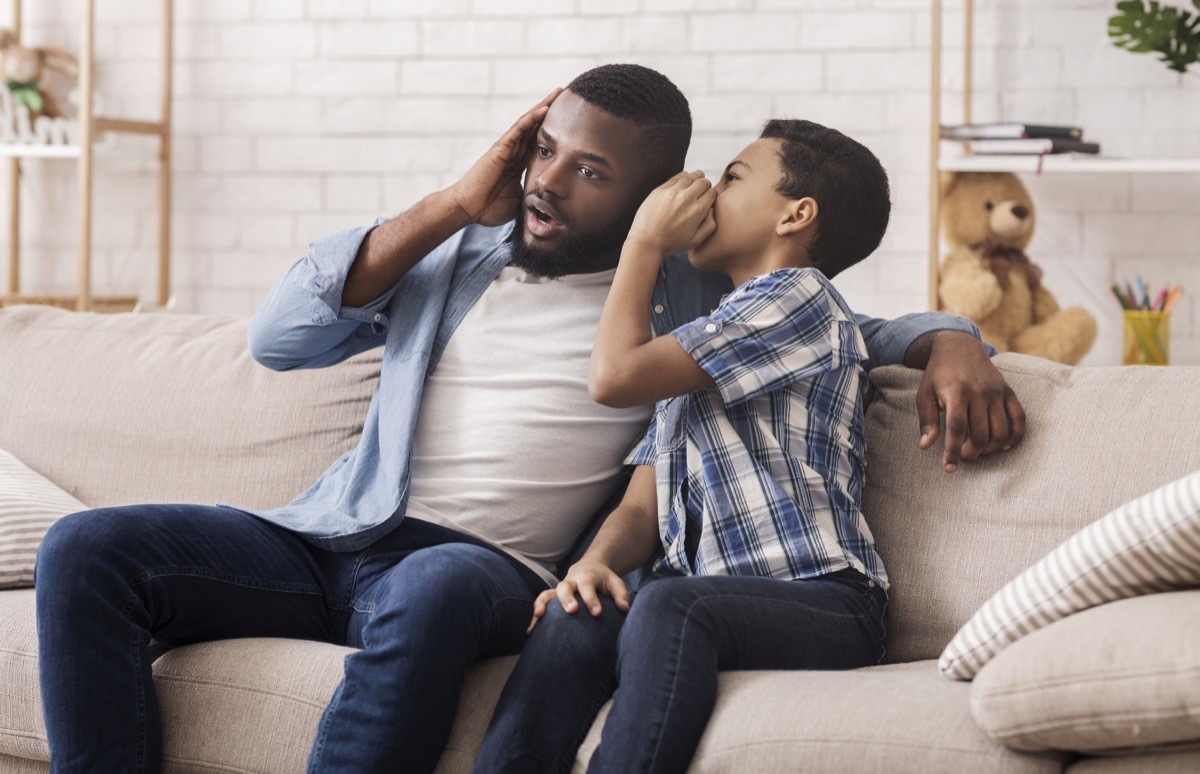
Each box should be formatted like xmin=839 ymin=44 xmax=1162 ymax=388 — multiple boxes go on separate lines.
xmin=862 ymin=353 xmax=1200 ymax=663
xmin=0 ymin=306 xmax=380 ymax=510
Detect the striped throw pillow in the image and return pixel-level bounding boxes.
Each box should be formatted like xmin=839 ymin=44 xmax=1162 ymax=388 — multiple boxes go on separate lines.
xmin=0 ymin=449 xmax=88 ymax=589
xmin=939 ymin=468 xmax=1200 ymax=681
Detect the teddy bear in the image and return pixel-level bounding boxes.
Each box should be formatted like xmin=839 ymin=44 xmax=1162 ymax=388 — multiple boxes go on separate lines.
xmin=937 ymin=171 xmax=1097 ymax=365
xmin=0 ymin=28 xmax=78 ymax=119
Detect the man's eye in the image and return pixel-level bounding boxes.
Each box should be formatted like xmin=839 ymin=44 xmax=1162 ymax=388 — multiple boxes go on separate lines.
xmin=537 ymin=146 xmax=552 ymax=159
xmin=580 ymin=167 xmax=599 ymax=179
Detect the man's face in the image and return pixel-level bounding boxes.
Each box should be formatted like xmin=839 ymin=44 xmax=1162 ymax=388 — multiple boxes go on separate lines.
xmin=510 ymin=90 xmax=658 ymax=278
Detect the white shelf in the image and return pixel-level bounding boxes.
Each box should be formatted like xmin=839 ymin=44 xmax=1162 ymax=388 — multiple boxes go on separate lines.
xmin=0 ymin=144 xmax=82 ymax=158
xmin=938 ymin=154 xmax=1200 ymax=174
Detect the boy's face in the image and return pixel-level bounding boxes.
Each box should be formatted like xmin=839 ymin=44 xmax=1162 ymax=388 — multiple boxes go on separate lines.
xmin=510 ymin=90 xmax=663 ymax=277
xmin=689 ymin=138 xmax=792 ymax=275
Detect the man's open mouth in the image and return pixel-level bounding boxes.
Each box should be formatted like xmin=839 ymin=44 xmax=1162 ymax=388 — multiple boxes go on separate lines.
xmin=524 ymin=194 xmax=566 ymax=239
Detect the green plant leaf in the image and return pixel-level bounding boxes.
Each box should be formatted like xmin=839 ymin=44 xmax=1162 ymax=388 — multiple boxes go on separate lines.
xmin=1109 ymin=0 xmax=1200 ymax=74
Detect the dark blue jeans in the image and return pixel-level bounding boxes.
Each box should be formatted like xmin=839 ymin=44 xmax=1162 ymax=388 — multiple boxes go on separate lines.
xmin=474 ymin=568 xmax=888 ymax=774
xmin=34 ymin=504 xmax=547 ymax=774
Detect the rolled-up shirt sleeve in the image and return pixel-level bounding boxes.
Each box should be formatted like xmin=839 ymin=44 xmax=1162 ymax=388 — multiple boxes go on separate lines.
xmin=854 ymin=311 xmax=995 ymax=371
xmin=672 ymin=269 xmax=866 ymax=407
xmin=247 ymin=218 xmax=399 ymax=371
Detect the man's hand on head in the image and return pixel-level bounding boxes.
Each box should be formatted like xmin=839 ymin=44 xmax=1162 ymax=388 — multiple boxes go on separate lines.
xmin=448 ymin=88 xmax=562 ymax=228
xmin=906 ymin=330 xmax=1026 ymax=473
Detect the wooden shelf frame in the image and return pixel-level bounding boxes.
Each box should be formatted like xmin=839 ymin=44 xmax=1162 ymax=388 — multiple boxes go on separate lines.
xmin=4 ymin=0 xmax=173 ymax=312
xmin=927 ymin=0 xmax=1200 ymax=310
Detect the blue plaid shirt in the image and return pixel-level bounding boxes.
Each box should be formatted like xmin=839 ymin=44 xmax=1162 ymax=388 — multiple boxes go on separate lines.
xmin=627 ymin=268 xmax=888 ymax=589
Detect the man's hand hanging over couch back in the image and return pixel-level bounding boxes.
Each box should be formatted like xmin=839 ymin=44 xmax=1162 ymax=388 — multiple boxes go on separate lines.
xmin=906 ymin=329 xmax=1026 ymax=473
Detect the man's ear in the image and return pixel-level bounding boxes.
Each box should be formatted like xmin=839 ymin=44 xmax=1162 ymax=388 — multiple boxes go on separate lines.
xmin=776 ymin=197 xmax=818 ymax=236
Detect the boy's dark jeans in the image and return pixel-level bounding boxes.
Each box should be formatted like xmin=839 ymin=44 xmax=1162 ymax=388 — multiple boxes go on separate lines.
xmin=475 ymin=568 xmax=888 ymax=774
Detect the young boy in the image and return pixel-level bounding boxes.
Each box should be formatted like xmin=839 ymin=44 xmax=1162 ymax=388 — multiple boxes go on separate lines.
xmin=473 ymin=119 xmax=892 ymax=774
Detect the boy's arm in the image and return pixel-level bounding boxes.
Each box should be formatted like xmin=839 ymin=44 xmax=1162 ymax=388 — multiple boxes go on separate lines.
xmin=530 ymin=465 xmax=661 ymax=626
xmin=590 ymin=172 xmax=718 ymax=409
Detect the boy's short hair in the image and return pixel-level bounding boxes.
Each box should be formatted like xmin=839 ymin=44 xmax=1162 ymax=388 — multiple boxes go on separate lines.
xmin=566 ymin=64 xmax=692 ymax=184
xmin=759 ymin=119 xmax=891 ymax=278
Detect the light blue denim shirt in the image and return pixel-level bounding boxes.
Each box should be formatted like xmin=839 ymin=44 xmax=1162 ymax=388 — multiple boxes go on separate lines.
xmin=231 ymin=219 xmax=985 ymax=552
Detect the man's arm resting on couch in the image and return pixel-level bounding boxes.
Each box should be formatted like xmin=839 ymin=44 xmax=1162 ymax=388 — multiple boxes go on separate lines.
xmin=856 ymin=311 xmax=1026 ymax=474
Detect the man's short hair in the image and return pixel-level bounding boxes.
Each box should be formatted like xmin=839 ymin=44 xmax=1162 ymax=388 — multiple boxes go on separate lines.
xmin=759 ymin=119 xmax=891 ymax=278
xmin=566 ymin=64 xmax=692 ymax=184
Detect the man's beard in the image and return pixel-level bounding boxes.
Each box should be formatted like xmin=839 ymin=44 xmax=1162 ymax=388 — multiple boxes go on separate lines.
xmin=509 ymin=206 xmax=634 ymax=279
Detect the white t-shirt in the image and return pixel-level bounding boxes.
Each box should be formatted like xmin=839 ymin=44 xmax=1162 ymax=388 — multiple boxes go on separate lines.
xmin=405 ymin=265 xmax=653 ymax=584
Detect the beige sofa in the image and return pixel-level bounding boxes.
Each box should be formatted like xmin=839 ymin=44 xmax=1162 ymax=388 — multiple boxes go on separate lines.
xmin=2 ymin=304 xmax=1198 ymax=773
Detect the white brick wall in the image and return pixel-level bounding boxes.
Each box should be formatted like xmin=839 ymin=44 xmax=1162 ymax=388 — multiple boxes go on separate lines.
xmin=2 ymin=0 xmax=1198 ymax=366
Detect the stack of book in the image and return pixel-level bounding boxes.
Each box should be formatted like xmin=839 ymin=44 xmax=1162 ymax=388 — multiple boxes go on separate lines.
xmin=940 ymin=123 xmax=1100 ymax=155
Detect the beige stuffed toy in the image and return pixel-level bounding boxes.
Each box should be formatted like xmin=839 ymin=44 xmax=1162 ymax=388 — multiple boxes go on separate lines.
xmin=0 ymin=28 xmax=79 ymax=119
xmin=938 ymin=171 xmax=1097 ymax=365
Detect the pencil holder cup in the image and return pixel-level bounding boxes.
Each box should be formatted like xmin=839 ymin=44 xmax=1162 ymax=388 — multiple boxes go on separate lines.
xmin=1122 ymin=311 xmax=1170 ymax=366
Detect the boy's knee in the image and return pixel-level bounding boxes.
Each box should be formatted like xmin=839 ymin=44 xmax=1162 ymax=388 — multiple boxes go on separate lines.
xmin=620 ymin=579 xmax=714 ymax=642
xmin=625 ymin=579 xmax=699 ymax=619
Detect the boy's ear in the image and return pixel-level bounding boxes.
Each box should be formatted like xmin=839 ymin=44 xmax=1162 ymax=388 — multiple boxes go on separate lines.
xmin=776 ymin=197 xmax=818 ymax=236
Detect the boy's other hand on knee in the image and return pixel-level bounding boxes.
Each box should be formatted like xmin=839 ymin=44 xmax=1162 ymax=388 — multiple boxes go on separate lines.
xmin=527 ymin=561 xmax=630 ymax=633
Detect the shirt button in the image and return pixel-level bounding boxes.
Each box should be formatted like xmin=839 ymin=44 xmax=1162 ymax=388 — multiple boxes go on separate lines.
xmin=704 ymin=323 xmax=717 ymax=333
xmin=653 ymin=304 xmax=665 ymax=314
xmin=373 ymin=313 xmax=382 ymax=322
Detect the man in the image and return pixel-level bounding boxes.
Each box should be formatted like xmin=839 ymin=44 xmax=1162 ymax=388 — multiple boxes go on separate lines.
xmin=35 ymin=64 xmax=1022 ymax=773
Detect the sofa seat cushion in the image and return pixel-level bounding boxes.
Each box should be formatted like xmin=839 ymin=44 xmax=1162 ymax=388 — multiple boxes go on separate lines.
xmin=0 ymin=590 xmax=47 ymax=763
xmin=1066 ymin=750 xmax=1200 ymax=773
xmin=153 ymin=639 xmax=516 ymax=773
xmin=972 ymin=591 xmax=1200 ymax=754
xmin=4 ymin=594 xmax=1064 ymax=774
xmin=574 ymin=661 xmax=1066 ymax=774
xmin=0 ymin=589 xmax=516 ymax=773
xmin=0 ymin=753 xmax=48 ymax=773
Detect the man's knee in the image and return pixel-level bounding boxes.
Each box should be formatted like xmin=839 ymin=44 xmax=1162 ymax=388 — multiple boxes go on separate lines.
xmin=392 ymin=543 xmax=506 ymax=609
xmin=35 ymin=507 xmax=149 ymax=603
xmin=532 ymin=594 xmax=626 ymax=649
xmin=37 ymin=508 xmax=124 ymax=575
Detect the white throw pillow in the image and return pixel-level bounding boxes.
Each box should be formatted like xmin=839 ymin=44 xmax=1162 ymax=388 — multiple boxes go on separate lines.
xmin=0 ymin=448 xmax=88 ymax=589
xmin=939 ymin=468 xmax=1200 ymax=681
